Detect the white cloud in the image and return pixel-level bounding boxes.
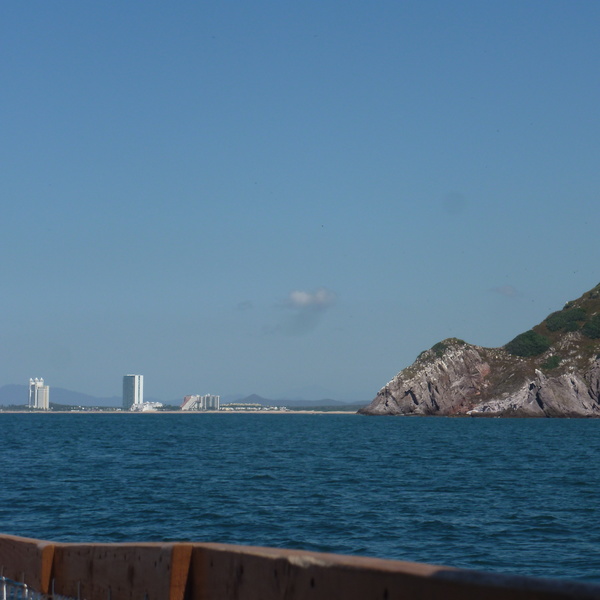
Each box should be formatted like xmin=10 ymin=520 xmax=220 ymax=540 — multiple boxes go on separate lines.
xmin=266 ymin=288 xmax=337 ymax=336
xmin=285 ymin=288 xmax=336 ymax=310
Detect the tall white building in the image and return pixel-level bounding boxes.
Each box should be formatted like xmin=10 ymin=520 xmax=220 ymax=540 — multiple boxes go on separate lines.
xmin=29 ymin=378 xmax=50 ymax=410
xmin=123 ymin=374 xmax=144 ymax=410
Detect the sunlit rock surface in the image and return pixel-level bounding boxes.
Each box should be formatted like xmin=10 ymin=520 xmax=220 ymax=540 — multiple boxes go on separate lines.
xmin=360 ymin=284 xmax=600 ymax=418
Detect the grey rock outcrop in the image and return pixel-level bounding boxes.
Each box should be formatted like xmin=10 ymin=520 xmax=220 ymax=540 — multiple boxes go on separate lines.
xmin=359 ymin=340 xmax=600 ymax=417
xmin=474 ymin=362 xmax=600 ymax=417
xmin=360 ymin=341 xmax=491 ymax=416
xmin=359 ymin=283 xmax=600 ymax=417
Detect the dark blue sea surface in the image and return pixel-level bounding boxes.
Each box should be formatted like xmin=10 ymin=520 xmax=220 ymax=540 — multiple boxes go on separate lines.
xmin=1 ymin=413 xmax=599 ymax=582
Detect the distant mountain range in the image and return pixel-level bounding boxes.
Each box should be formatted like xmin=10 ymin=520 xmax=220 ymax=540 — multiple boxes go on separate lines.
xmin=0 ymin=385 xmax=121 ymax=407
xmin=0 ymin=385 xmax=366 ymax=409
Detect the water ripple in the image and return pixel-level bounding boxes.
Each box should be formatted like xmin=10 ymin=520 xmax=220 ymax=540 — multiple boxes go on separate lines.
xmin=0 ymin=413 xmax=599 ymax=582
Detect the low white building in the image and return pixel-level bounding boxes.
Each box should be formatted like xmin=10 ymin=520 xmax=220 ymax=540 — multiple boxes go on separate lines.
xmin=181 ymin=394 xmax=220 ymax=411
xmin=130 ymin=401 xmax=163 ymax=412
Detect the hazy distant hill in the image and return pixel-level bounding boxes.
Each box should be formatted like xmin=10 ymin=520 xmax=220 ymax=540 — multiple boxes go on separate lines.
xmin=0 ymin=385 xmax=120 ymax=407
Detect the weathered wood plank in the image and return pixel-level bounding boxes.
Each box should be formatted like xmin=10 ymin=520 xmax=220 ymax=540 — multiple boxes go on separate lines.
xmin=1 ymin=534 xmax=600 ymax=600
xmin=52 ymin=543 xmax=177 ymax=600
xmin=0 ymin=533 xmax=54 ymax=593
xmin=169 ymin=543 xmax=192 ymax=600
xmin=187 ymin=543 xmax=600 ymax=600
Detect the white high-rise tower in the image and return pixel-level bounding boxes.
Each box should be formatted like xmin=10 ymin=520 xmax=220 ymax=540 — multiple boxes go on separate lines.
xmin=123 ymin=374 xmax=144 ymax=410
xmin=29 ymin=378 xmax=50 ymax=410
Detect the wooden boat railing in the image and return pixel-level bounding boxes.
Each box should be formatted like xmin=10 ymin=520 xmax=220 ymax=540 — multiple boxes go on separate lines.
xmin=0 ymin=533 xmax=599 ymax=600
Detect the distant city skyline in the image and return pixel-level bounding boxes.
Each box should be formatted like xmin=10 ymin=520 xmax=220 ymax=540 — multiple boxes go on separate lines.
xmin=2 ymin=3 xmax=599 ymax=402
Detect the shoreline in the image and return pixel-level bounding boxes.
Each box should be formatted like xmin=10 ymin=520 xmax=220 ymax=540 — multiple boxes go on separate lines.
xmin=0 ymin=409 xmax=360 ymax=415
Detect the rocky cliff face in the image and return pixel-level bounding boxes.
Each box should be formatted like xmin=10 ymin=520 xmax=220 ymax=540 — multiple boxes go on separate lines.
xmin=474 ymin=361 xmax=600 ymax=417
xmin=359 ymin=284 xmax=600 ymax=417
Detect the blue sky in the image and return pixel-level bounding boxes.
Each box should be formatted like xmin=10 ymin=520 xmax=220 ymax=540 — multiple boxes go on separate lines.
xmin=1 ymin=1 xmax=599 ymax=402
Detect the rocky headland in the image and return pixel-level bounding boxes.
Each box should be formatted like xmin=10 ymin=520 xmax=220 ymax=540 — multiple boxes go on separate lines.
xmin=359 ymin=284 xmax=600 ymax=417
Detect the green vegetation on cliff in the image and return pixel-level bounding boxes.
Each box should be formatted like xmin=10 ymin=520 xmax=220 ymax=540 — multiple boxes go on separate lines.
xmin=505 ymin=330 xmax=551 ymax=357
xmin=503 ymin=282 xmax=600 ymax=361
xmin=545 ymin=307 xmax=587 ymax=332
xmin=416 ymin=338 xmax=467 ymax=362
xmin=541 ymin=355 xmax=562 ymax=371
xmin=582 ymin=315 xmax=600 ymax=339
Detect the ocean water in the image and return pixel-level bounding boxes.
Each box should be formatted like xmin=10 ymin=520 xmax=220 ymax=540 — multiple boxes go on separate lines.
xmin=1 ymin=413 xmax=599 ymax=582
